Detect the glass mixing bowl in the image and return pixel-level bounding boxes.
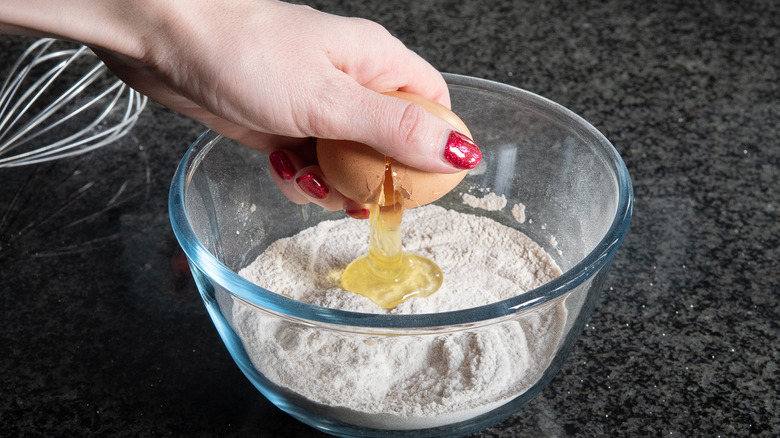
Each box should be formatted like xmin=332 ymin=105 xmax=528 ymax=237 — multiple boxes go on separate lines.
xmin=169 ymin=73 xmax=633 ymax=437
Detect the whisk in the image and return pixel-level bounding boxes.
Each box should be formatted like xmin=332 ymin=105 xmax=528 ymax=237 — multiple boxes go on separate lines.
xmin=0 ymin=38 xmax=147 ymax=168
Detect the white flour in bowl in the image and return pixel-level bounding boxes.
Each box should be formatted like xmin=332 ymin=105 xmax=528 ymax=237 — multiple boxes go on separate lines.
xmin=230 ymin=204 xmax=567 ymax=429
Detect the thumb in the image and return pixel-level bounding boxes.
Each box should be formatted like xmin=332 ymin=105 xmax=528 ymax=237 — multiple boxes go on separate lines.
xmin=322 ymin=85 xmax=482 ymax=174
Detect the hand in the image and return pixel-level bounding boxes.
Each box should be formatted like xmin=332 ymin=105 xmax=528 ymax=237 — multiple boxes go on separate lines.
xmin=2 ymin=0 xmax=482 ymax=216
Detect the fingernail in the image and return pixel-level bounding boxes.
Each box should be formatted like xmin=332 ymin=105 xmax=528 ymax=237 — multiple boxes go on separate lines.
xmin=269 ymin=151 xmax=296 ymax=180
xmin=345 ymin=208 xmax=370 ymax=219
xmin=296 ymin=173 xmax=329 ymax=199
xmin=443 ymin=131 xmax=481 ymax=169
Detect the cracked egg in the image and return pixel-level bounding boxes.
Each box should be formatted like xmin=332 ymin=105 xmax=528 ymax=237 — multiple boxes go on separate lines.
xmin=316 ymin=91 xmax=472 ymax=209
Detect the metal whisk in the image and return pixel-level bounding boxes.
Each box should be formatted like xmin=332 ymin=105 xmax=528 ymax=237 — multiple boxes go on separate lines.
xmin=0 ymin=38 xmax=147 ymax=168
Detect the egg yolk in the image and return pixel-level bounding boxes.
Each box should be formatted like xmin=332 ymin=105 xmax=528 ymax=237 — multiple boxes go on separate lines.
xmin=340 ymin=159 xmax=443 ymax=308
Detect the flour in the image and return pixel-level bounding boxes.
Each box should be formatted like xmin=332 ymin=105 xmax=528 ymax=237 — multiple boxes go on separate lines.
xmin=231 ymin=204 xmax=567 ymax=429
xmin=461 ymin=192 xmax=507 ymax=211
xmin=512 ymin=202 xmax=527 ymax=223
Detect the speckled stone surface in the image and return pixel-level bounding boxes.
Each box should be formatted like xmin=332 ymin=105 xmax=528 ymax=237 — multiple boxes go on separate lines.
xmin=1 ymin=0 xmax=777 ymax=436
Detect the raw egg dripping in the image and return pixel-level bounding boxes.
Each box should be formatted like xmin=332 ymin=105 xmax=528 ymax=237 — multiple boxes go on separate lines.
xmin=317 ymin=92 xmax=474 ymax=308
xmin=340 ymin=158 xmax=443 ymax=308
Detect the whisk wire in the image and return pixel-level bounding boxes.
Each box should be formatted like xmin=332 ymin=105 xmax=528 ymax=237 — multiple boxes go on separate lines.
xmin=0 ymin=39 xmax=54 ymax=114
xmin=4 ymin=64 xmax=115 ymax=152
xmin=0 ymin=44 xmax=86 ymax=138
xmin=0 ymin=38 xmax=147 ymax=168
xmin=3 ymin=80 xmax=124 ymax=163
xmin=0 ymin=51 xmax=99 ymax=149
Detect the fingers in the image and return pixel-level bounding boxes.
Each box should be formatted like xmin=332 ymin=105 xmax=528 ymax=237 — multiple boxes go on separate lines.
xmin=313 ymin=80 xmax=481 ymax=175
xmin=268 ymin=150 xmax=310 ymax=205
xmin=326 ymin=18 xmax=451 ymax=109
xmin=268 ymin=149 xmax=371 ymax=218
xmin=308 ymin=19 xmax=480 ymax=174
xmin=342 ymin=200 xmax=372 ymax=220
xmin=292 ymin=165 xmax=344 ymax=211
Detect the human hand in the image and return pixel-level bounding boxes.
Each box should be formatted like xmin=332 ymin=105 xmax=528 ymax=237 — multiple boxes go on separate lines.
xmin=2 ymin=0 xmax=481 ymax=216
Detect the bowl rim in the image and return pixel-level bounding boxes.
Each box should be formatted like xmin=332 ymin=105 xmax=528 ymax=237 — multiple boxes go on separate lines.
xmin=169 ymin=73 xmax=633 ymax=328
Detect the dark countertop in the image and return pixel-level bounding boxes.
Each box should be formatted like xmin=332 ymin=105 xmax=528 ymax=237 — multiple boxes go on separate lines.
xmin=1 ymin=0 xmax=777 ymax=436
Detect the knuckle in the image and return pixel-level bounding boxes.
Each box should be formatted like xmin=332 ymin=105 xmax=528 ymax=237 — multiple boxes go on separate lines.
xmin=396 ymin=102 xmax=428 ymax=151
xmin=298 ymin=79 xmax=342 ymax=138
xmin=351 ymin=17 xmax=391 ymax=37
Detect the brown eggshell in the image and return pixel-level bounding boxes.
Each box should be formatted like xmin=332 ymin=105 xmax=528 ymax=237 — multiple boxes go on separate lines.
xmin=316 ymin=91 xmax=472 ymax=208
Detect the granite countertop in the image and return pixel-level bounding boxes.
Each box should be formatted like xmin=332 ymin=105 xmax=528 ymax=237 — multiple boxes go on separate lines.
xmin=1 ymin=0 xmax=777 ymax=436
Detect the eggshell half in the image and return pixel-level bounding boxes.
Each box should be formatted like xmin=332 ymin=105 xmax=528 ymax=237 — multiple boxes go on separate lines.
xmin=316 ymin=91 xmax=472 ymax=208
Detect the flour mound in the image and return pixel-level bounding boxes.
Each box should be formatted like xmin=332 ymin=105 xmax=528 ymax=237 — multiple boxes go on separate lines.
xmin=238 ymin=205 xmax=561 ymax=314
xmin=232 ymin=205 xmax=567 ymax=429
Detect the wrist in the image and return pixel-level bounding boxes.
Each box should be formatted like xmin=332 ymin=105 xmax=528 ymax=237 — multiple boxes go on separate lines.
xmin=0 ymin=0 xmax=167 ymax=60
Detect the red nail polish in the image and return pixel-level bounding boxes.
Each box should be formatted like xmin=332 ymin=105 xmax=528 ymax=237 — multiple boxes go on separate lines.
xmin=345 ymin=208 xmax=371 ymax=219
xmin=443 ymin=131 xmax=481 ymax=169
xmin=269 ymin=151 xmax=296 ymax=180
xmin=296 ymin=173 xmax=329 ymax=199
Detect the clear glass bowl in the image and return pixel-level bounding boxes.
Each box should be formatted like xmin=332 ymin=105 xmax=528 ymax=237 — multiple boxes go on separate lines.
xmin=169 ymin=73 xmax=633 ymax=437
